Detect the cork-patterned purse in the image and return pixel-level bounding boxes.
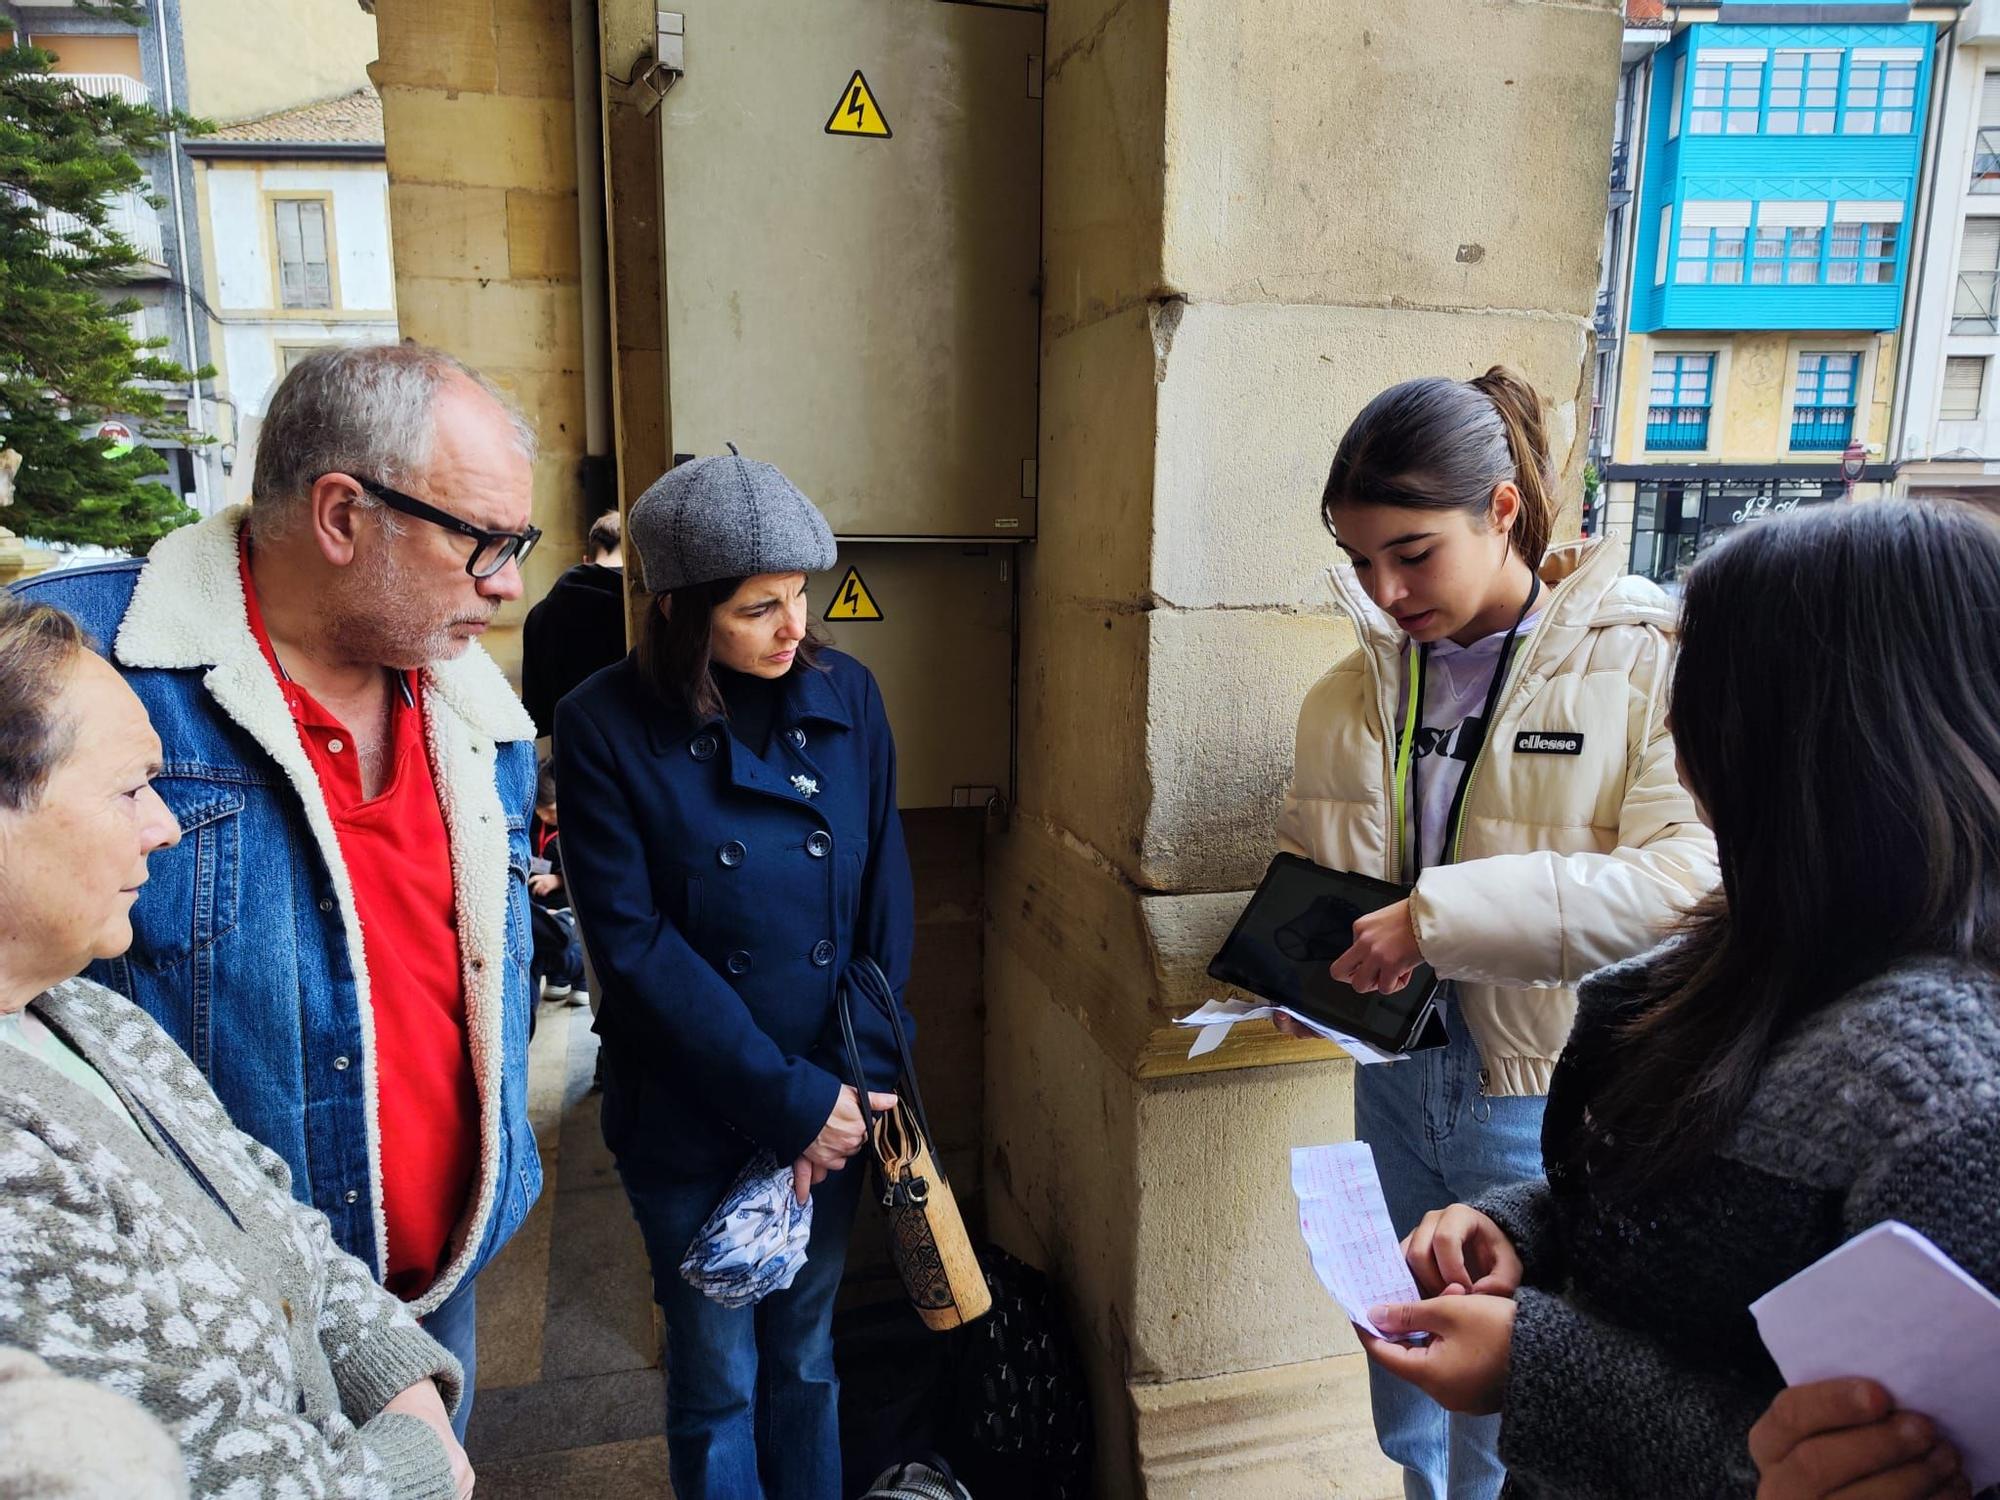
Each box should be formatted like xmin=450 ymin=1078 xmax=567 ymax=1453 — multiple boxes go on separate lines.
xmin=837 ymin=957 xmax=991 ymax=1331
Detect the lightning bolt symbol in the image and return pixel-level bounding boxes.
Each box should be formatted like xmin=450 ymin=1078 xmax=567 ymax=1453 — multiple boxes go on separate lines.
xmin=846 ymin=84 xmax=866 ymax=128
xmin=840 ymin=575 xmax=862 ymax=611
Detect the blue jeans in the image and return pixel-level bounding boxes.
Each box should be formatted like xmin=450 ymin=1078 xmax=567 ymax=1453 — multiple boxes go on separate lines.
xmin=419 ymin=1276 xmax=479 ymax=1442
xmin=1353 ymin=998 xmax=1546 ymax=1500
xmin=619 ymin=1156 xmax=864 ymax=1500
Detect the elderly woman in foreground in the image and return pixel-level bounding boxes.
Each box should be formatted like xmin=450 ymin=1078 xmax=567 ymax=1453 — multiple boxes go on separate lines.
xmin=0 ymin=598 xmax=475 ymax=1500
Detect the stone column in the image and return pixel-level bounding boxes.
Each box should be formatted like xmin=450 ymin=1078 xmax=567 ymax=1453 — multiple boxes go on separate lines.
xmin=370 ymin=0 xmax=588 ymax=682
xmin=989 ymin=2 xmax=1620 ymax=1493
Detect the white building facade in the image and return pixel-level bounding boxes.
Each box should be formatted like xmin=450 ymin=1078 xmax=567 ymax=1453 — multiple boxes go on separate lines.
xmin=187 ymin=91 xmax=397 ymax=509
xmin=1894 ymin=0 xmax=2000 ymax=511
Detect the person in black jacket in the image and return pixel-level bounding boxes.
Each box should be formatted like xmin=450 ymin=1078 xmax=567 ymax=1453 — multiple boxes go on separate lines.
xmin=521 ymin=509 xmax=626 ymax=737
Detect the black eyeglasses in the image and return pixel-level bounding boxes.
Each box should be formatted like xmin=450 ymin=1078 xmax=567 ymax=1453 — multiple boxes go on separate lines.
xmin=336 ymin=474 xmax=543 ymax=580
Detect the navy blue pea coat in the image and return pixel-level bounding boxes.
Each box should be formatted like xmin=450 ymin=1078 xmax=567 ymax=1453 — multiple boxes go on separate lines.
xmin=555 ymin=648 xmax=915 ymax=1177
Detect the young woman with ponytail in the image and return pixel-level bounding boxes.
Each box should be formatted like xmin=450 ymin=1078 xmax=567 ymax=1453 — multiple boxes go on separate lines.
xmin=1273 ymin=368 xmax=1718 ymax=1500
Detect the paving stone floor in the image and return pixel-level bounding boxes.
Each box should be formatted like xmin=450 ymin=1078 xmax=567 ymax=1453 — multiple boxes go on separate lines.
xmin=465 ymin=1003 xmax=673 ymax=1497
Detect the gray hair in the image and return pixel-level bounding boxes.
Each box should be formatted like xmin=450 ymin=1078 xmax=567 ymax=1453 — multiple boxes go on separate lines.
xmin=0 ymin=599 xmax=88 ymax=812
xmin=249 ymin=342 xmax=538 ymax=532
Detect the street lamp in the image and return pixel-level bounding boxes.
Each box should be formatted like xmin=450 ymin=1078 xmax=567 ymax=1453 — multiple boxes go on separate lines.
xmin=1840 ymin=438 xmax=1868 ymax=502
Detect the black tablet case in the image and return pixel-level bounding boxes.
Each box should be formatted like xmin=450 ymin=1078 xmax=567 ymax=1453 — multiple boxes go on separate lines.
xmin=1207 ymin=853 xmax=1448 ymax=1054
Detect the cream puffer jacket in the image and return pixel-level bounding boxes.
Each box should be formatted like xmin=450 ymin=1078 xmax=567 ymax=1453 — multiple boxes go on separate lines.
xmin=1276 ymin=536 xmax=1719 ymax=1097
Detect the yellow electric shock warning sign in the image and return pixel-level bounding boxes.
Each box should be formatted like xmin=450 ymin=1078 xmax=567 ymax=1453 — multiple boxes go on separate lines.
xmin=824 ymin=70 xmax=892 ymax=138
xmin=825 ymin=567 xmax=884 ymax=621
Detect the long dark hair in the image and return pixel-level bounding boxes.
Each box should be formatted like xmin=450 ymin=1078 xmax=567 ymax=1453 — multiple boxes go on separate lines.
xmin=1573 ymin=500 xmax=2000 ymax=1193
xmin=1321 ymin=366 xmax=1559 ymax=567
xmin=636 ymin=575 xmax=827 ymax=721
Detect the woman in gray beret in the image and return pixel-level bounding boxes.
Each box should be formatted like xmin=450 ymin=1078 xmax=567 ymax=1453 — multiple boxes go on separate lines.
xmin=553 ymin=450 xmax=916 ymax=1500
xmin=0 ymin=598 xmax=475 ymax=1499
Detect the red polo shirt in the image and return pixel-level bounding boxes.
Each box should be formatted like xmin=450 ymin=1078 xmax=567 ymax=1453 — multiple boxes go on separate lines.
xmin=240 ymin=539 xmax=476 ymax=1301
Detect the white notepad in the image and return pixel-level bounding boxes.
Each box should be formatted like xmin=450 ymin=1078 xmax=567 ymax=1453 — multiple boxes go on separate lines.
xmin=1750 ymin=1220 xmax=2000 ymax=1490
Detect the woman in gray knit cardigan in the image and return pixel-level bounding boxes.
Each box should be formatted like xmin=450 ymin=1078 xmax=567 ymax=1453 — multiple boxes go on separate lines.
xmin=0 ymin=599 xmax=475 ymax=1499
xmin=1360 ymin=500 xmax=2000 ymax=1500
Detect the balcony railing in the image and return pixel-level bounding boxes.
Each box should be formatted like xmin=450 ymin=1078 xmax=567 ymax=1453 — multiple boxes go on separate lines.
xmin=1646 ymin=406 xmax=1710 ymax=452
xmin=52 ymin=73 xmax=151 ymax=109
xmin=1790 ymin=405 xmax=1855 ymax=451
xmin=1955 ymin=270 xmax=2000 ymax=334
xmin=37 ymin=189 xmax=165 ymax=268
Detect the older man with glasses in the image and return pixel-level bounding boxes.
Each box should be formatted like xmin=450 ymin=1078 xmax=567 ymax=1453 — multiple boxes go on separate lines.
xmin=14 ymin=342 xmax=545 ymax=1439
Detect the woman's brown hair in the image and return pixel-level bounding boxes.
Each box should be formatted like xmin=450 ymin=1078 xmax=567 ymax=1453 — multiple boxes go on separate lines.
xmin=1321 ymin=365 xmax=1558 ymax=567
xmin=0 ymin=599 xmax=88 ymax=811
xmin=637 ymin=576 xmax=827 ymax=721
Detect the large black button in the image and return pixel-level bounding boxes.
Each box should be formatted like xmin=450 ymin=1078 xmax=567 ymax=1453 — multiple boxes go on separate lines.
xmin=811 ymin=939 xmax=836 ymax=967
xmin=689 ymin=733 xmax=719 ymax=761
xmin=726 ymin=950 xmax=753 ymax=975
xmin=718 ymin=840 xmax=747 ymax=868
xmin=805 ymin=831 xmax=832 ymax=859
xmin=787 ymin=727 xmax=806 ymax=749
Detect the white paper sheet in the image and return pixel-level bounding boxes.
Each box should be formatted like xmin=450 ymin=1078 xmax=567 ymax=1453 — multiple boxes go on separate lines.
xmin=1175 ymin=997 xmax=1404 ymax=1065
xmin=1290 ymin=1141 xmax=1423 ymax=1340
xmin=1750 ymin=1220 xmax=2000 ymax=1490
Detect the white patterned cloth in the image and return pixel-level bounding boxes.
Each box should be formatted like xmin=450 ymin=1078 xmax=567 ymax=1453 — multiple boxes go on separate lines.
xmin=0 ymin=979 xmax=463 ymax=1499
xmin=679 ymin=1152 xmax=815 ymax=1308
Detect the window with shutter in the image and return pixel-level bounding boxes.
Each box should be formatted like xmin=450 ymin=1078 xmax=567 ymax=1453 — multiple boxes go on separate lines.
xmin=1977 ymin=77 xmax=2000 ymax=192
xmin=274 ymin=199 xmax=333 ymax=310
xmin=1954 ymin=220 xmax=2000 ymax=332
xmin=1942 ymin=357 xmax=1986 ymax=422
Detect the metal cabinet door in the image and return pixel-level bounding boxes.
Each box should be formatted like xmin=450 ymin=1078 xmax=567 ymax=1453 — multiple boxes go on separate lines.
xmin=657 ymin=0 xmax=1043 ymax=539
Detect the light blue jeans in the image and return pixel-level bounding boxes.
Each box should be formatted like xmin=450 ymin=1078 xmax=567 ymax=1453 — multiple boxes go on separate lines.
xmin=1352 ymin=998 xmax=1547 ymax=1500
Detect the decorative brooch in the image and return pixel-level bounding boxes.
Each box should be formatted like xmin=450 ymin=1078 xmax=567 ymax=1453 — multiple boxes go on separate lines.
xmin=790 ymin=774 xmax=820 ymax=798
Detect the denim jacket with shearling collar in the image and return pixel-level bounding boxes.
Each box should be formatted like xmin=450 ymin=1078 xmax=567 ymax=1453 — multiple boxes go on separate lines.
xmin=13 ymin=506 xmax=543 ymax=1316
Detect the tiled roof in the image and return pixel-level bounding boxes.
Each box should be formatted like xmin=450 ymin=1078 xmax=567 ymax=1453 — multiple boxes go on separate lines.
xmin=210 ymin=88 xmax=382 ymax=145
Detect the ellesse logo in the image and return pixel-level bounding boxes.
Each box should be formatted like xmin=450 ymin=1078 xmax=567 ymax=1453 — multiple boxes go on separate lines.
xmin=1515 ymin=731 xmax=1584 ymax=755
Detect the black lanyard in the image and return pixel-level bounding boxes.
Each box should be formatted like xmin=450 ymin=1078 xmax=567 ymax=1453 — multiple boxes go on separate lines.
xmin=1403 ymin=574 xmax=1541 ymax=879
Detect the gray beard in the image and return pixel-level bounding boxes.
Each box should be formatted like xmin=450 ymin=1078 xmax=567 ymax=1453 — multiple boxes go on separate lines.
xmin=317 ymin=543 xmax=471 ymax=671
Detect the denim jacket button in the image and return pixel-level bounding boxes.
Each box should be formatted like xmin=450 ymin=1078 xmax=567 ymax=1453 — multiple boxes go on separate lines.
xmin=726 ymin=950 xmax=752 ymax=976
xmin=344 ymin=1189 xmax=359 ymax=1205
xmin=317 ymin=898 xmax=334 ymax=913
xmin=811 ymin=939 xmax=836 ymax=967
xmin=333 ymin=1055 xmax=351 ymax=1072
xmin=718 ymin=840 xmax=747 ymax=868
xmin=806 ymin=831 xmax=832 ymax=859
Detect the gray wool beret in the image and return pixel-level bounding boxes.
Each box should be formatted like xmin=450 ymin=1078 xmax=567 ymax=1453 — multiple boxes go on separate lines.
xmin=628 ymin=447 xmax=837 ymax=593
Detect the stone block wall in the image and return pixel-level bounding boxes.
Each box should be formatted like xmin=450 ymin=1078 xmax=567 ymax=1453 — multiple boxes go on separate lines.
xmin=371 ymin=0 xmax=590 ymax=683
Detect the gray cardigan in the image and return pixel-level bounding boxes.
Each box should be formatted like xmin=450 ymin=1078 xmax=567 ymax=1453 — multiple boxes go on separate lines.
xmin=1477 ymin=952 xmax=2000 ymax=1498
xmin=0 ymin=979 xmax=462 ymax=1499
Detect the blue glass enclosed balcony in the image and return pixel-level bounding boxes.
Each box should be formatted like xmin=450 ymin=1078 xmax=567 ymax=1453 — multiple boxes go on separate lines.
xmin=1789 ymin=405 xmax=1855 ymax=451
xmin=1646 ymin=405 xmax=1711 ymax=452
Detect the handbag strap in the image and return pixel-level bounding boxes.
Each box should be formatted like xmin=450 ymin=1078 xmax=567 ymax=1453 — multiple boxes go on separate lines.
xmin=836 ymin=957 xmax=951 ymax=1185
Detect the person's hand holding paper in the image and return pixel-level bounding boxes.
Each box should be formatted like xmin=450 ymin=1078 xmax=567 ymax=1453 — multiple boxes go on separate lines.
xmin=1360 ymin=1291 xmax=1517 ymax=1417
xmin=1748 ymin=1378 xmax=1968 ymax=1500
xmin=1401 ymin=1203 xmax=1523 ymax=1298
